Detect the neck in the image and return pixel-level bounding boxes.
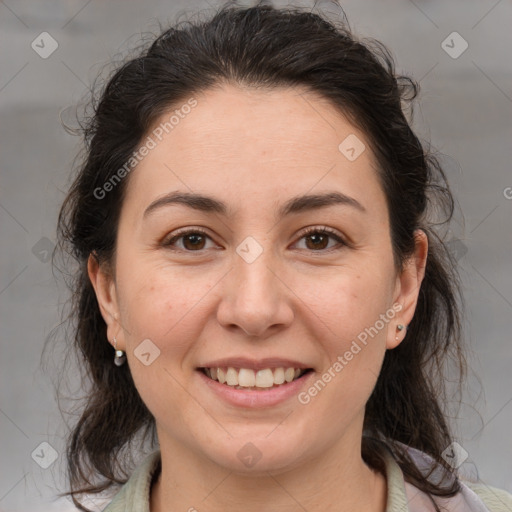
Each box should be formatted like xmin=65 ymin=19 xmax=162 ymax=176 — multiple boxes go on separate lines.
xmin=150 ymin=433 xmax=387 ymax=512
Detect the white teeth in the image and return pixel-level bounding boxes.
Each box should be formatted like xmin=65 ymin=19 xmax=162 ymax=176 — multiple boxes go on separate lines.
xmin=203 ymin=366 xmax=308 ymax=389
xmin=226 ymin=367 xmax=238 ymax=386
xmin=284 ymin=368 xmax=295 ymax=383
xmin=238 ymin=368 xmax=256 ymax=387
xmin=273 ymin=367 xmax=285 ymax=384
xmin=255 ymin=369 xmax=274 ymax=388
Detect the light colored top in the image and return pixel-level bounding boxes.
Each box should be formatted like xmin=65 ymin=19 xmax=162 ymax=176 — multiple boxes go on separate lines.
xmin=101 ymin=447 xmax=512 ymax=512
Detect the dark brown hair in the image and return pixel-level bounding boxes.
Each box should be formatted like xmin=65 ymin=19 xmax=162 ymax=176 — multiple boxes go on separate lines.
xmin=51 ymin=3 xmax=466 ymax=510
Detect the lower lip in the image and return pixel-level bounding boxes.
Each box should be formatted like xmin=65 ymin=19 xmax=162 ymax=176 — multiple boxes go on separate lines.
xmin=196 ymin=370 xmax=314 ymax=409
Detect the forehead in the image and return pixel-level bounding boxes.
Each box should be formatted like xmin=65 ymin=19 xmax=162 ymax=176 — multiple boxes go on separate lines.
xmin=160 ymin=83 xmax=362 ymax=161
xmin=122 ymin=83 xmax=385 ymax=220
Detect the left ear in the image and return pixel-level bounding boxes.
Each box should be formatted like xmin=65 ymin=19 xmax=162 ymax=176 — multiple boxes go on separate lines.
xmin=387 ymin=229 xmax=428 ymax=349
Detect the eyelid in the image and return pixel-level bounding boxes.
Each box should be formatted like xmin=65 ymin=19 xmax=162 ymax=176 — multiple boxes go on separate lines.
xmin=162 ymin=227 xmax=214 ymax=249
xmin=162 ymin=225 xmax=348 ymax=252
xmin=294 ymin=225 xmax=348 ymax=251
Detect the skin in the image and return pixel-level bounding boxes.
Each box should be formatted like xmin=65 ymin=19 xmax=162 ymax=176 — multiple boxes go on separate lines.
xmin=88 ymin=83 xmax=428 ymax=511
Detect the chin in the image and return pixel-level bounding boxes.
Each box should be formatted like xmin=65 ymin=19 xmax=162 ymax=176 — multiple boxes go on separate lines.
xmin=201 ymin=433 xmax=310 ymax=475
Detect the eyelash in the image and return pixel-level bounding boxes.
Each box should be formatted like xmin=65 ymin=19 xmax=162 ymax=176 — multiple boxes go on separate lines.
xmin=162 ymin=226 xmax=347 ymax=254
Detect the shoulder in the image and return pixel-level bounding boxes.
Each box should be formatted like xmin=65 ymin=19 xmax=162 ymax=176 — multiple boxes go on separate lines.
xmin=101 ymin=450 xmax=161 ymax=512
xmin=380 ymin=443 xmax=512 ymax=512
xmin=464 ymin=481 xmax=512 ymax=512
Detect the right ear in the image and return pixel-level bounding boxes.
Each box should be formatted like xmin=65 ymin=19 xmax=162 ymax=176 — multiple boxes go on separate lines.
xmin=87 ymin=252 xmax=124 ymax=351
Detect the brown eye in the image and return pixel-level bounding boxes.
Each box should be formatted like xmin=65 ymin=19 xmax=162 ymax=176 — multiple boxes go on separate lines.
xmin=295 ymin=227 xmax=346 ymax=252
xmin=305 ymin=232 xmax=329 ymax=250
xmin=181 ymin=233 xmax=207 ymax=250
xmin=163 ymin=229 xmax=214 ymax=251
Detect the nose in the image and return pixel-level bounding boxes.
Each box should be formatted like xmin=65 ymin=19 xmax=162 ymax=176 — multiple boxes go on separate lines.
xmin=216 ymin=245 xmax=294 ymax=338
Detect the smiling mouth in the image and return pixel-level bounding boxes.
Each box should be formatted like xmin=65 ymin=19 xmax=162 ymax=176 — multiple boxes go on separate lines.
xmin=198 ymin=366 xmax=313 ymax=390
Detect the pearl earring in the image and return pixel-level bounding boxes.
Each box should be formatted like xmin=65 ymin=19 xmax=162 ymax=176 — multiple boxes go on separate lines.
xmin=113 ymin=337 xmax=126 ymax=366
xmin=395 ymin=324 xmax=405 ymax=341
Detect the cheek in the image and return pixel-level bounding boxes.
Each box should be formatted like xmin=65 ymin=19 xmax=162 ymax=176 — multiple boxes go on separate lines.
xmin=312 ymin=266 xmax=395 ymax=339
xmin=115 ymin=260 xmax=213 ymax=355
xmin=115 ymin=267 xmax=210 ymax=422
xmin=302 ymin=282 xmax=391 ymax=427
xmin=308 ymin=267 xmax=395 ymax=391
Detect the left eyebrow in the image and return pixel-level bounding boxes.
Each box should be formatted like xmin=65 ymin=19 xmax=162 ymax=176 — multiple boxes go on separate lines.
xmin=279 ymin=191 xmax=366 ymax=216
xmin=142 ymin=190 xmax=366 ymax=219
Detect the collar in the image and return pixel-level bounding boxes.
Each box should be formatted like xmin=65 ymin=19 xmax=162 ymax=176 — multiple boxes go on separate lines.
xmin=102 ymin=447 xmax=493 ymax=512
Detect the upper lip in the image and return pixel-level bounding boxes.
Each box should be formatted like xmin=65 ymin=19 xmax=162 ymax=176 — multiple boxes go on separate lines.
xmin=197 ymin=357 xmax=313 ymax=371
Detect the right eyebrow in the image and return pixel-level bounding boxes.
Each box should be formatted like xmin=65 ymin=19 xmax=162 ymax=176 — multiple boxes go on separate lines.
xmin=143 ymin=191 xmax=230 ymax=219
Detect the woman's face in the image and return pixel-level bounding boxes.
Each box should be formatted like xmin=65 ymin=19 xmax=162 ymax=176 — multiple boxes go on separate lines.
xmin=90 ymin=83 xmax=426 ymax=474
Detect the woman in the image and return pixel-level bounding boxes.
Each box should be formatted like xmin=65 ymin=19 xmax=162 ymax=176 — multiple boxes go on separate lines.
xmin=54 ymin=3 xmax=512 ymax=511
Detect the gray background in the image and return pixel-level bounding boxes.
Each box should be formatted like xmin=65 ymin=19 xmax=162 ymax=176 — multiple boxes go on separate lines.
xmin=1 ymin=0 xmax=511 ymax=510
